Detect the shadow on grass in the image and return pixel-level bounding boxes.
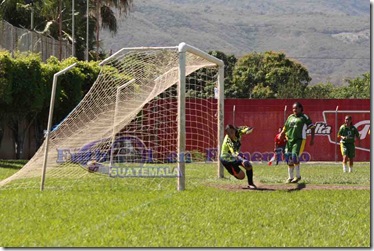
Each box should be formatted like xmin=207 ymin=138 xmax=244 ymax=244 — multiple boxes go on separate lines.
xmin=0 ymin=161 xmax=26 ymax=170
xmin=241 ymin=183 xmax=306 ymax=192
xmin=242 ymin=186 xmax=276 ymax=191
xmin=287 ymin=183 xmax=306 ymax=192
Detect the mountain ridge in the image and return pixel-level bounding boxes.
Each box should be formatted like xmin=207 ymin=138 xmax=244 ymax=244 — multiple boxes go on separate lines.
xmin=101 ymin=0 xmax=370 ymax=85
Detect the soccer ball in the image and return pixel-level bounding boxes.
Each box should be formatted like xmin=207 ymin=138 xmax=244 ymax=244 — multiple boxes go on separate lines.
xmin=87 ymin=160 xmax=100 ymax=173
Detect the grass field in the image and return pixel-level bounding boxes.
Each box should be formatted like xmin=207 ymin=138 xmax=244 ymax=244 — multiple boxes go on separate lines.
xmin=0 ymin=160 xmax=370 ymax=247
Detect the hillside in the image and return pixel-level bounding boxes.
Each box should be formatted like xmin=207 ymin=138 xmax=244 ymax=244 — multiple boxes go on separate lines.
xmin=101 ymin=0 xmax=370 ymax=85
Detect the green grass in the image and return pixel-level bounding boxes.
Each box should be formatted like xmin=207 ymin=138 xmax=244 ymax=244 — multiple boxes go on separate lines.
xmin=0 ymin=160 xmax=370 ymax=247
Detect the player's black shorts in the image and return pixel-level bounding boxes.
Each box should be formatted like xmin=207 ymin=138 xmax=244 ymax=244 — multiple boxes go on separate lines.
xmin=220 ymin=158 xmax=242 ymax=178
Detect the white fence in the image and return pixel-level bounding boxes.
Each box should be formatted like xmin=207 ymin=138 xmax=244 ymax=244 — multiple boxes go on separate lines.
xmin=0 ymin=20 xmax=72 ymax=61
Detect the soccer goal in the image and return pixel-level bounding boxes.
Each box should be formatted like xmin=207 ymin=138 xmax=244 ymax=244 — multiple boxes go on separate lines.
xmin=0 ymin=42 xmax=224 ymax=191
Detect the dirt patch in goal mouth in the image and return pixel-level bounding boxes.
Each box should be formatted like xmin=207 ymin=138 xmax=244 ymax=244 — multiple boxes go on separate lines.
xmin=209 ymin=182 xmax=370 ymax=191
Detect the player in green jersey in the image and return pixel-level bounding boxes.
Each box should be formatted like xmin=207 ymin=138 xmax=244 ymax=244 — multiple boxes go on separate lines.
xmin=220 ymin=124 xmax=256 ymax=189
xmin=337 ymin=115 xmax=360 ymax=172
xmin=280 ymin=102 xmax=315 ymax=183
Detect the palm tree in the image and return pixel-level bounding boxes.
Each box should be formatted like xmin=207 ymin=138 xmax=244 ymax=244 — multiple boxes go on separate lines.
xmin=0 ymin=0 xmax=133 ymax=61
xmin=91 ymin=0 xmax=133 ymax=59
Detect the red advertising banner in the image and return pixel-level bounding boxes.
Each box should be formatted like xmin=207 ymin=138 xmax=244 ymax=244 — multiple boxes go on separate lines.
xmin=224 ymin=99 xmax=370 ymax=162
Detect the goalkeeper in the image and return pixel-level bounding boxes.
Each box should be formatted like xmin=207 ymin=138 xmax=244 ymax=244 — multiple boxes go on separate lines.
xmin=220 ymin=124 xmax=256 ymax=189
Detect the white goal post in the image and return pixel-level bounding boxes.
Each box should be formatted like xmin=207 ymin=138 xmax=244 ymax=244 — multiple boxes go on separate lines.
xmin=176 ymin=43 xmax=225 ymax=189
xmin=0 ymin=42 xmax=224 ymax=191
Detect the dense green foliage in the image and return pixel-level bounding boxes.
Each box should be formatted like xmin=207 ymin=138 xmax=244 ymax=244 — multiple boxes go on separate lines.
xmin=209 ymin=50 xmax=370 ymax=99
xmin=304 ymin=73 xmax=370 ymax=99
xmin=0 ymin=51 xmax=101 ymax=158
xmin=0 ymin=160 xmax=370 ymax=247
xmin=231 ymin=51 xmax=311 ymax=98
xmin=209 ymin=51 xmax=237 ymax=98
xmin=1 ymin=53 xmax=43 ymax=158
xmin=339 ymin=72 xmax=370 ymax=99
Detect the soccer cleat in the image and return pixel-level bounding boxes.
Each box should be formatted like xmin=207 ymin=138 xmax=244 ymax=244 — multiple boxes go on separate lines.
xmin=286 ymin=178 xmax=293 ymax=183
xmin=247 ymin=183 xmax=257 ymax=189
xmin=291 ymin=176 xmax=301 ymax=183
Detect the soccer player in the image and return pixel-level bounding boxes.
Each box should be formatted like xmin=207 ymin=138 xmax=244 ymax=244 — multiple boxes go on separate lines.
xmin=280 ymin=102 xmax=315 ymax=183
xmin=220 ymin=124 xmax=256 ymax=189
xmin=337 ymin=115 xmax=360 ymax=173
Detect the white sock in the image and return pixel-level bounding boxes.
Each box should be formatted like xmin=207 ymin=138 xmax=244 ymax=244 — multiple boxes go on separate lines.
xmin=343 ymin=164 xmax=347 ymax=172
xmin=288 ymin=167 xmax=294 ymax=179
xmin=295 ymin=164 xmax=300 ymax=178
xmin=349 ymin=166 xmax=353 ymax=172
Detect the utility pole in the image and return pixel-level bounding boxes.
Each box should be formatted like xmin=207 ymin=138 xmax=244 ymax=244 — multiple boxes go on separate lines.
xmin=58 ymin=0 xmax=62 ymax=60
xmin=72 ymin=0 xmax=75 ymax=57
xmin=86 ymin=0 xmax=89 ymax=61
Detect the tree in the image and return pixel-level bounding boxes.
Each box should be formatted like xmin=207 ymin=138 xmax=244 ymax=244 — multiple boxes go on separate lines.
xmin=251 ymin=83 xmax=274 ymax=98
xmin=0 ymin=0 xmax=38 ymax=28
xmin=183 ymin=50 xmax=237 ymax=98
xmin=91 ymin=0 xmax=133 ymax=59
xmin=304 ymin=82 xmax=336 ymax=98
xmin=209 ymin=50 xmax=237 ymax=98
xmin=0 ymin=0 xmax=133 ymax=61
xmin=230 ymin=52 xmax=263 ymax=98
xmin=0 ymin=51 xmax=14 ymax=149
xmin=303 ymin=72 xmax=370 ymax=99
xmin=231 ymin=51 xmax=311 ymax=98
xmin=343 ymin=72 xmax=370 ymax=98
xmin=0 ymin=52 xmax=44 ymax=159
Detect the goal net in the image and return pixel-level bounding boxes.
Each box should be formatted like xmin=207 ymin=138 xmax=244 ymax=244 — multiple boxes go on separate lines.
xmin=0 ymin=43 xmax=224 ymax=191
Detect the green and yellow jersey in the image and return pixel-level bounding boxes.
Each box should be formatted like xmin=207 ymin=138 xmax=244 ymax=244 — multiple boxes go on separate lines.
xmin=338 ymin=124 xmax=360 ymax=144
xmin=284 ymin=113 xmax=314 ymax=142
xmin=220 ymin=126 xmax=252 ymax=162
